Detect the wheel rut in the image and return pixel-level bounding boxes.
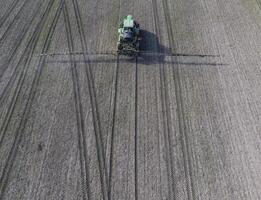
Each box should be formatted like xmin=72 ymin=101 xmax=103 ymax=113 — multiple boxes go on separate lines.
xmin=63 ymin=2 xmax=91 ymax=199
xmin=151 ymin=0 xmax=177 ymax=199
xmin=71 ymin=0 xmax=109 ymax=199
xmin=0 ymin=0 xmax=64 ymax=197
xmin=0 ymin=0 xmax=19 ymax=28
xmin=161 ymin=0 xmax=196 ymax=199
xmin=0 ymin=0 xmax=57 ymax=160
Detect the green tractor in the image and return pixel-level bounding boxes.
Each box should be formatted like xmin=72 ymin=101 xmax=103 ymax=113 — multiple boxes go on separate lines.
xmin=117 ymin=15 xmax=140 ymax=55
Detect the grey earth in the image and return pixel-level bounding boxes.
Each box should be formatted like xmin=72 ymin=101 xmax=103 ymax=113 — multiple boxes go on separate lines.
xmin=0 ymin=0 xmax=260 ymax=199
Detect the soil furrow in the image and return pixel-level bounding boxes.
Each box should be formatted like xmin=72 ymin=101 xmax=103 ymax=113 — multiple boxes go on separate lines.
xmin=0 ymin=0 xmax=19 ymax=28
xmin=0 ymin=0 xmax=44 ymax=102
xmin=108 ymin=54 xmax=119 ymax=200
xmin=0 ymin=0 xmax=32 ymax=44
xmin=71 ymin=0 xmax=109 ymax=199
xmin=151 ymin=0 xmax=177 ymax=199
xmin=161 ymin=0 xmax=196 ymax=199
xmin=0 ymin=0 xmax=56 ymax=103
xmin=63 ymin=2 xmax=91 ymax=199
xmin=0 ymin=0 xmax=260 ymax=199
xmin=0 ymin=1 xmax=64 ymax=197
xmin=134 ymin=56 xmax=138 ymax=200
xmin=0 ymin=0 xmax=57 ymax=153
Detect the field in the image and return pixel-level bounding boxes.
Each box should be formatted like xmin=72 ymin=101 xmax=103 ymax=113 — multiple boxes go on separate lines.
xmin=0 ymin=0 xmax=260 ymax=199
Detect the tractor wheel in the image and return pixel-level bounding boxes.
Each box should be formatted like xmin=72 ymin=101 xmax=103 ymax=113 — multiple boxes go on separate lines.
xmin=117 ymin=43 xmax=123 ymax=51
xmin=135 ymin=42 xmax=139 ymax=50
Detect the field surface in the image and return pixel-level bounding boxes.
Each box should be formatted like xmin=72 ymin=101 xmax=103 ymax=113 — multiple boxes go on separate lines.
xmin=0 ymin=0 xmax=260 ymax=199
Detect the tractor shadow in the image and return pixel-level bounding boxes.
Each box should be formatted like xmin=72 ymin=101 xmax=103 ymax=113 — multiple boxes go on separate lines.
xmin=135 ymin=29 xmax=171 ymax=65
xmin=128 ymin=29 xmax=224 ymax=66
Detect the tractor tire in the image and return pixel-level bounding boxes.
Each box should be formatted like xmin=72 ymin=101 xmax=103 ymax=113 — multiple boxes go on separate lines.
xmin=117 ymin=43 xmax=123 ymax=51
xmin=135 ymin=42 xmax=139 ymax=50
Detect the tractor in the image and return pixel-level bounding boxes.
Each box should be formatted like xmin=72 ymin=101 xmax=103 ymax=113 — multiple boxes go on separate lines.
xmin=117 ymin=15 xmax=140 ymax=55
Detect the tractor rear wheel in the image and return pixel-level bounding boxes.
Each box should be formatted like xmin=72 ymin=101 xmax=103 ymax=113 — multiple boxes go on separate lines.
xmin=117 ymin=43 xmax=123 ymax=51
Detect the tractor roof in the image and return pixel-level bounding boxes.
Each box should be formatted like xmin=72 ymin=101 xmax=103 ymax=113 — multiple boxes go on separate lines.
xmin=123 ymin=15 xmax=134 ymax=28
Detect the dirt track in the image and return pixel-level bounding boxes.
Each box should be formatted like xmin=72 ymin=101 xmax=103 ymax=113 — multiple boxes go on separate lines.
xmin=0 ymin=0 xmax=260 ymax=199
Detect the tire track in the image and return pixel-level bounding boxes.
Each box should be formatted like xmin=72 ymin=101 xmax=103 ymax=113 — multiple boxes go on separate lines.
xmin=107 ymin=2 xmax=122 ymax=199
xmin=108 ymin=54 xmax=119 ymax=200
xmin=0 ymin=0 xmax=57 ymax=158
xmin=0 ymin=1 xmax=64 ymax=197
xmin=63 ymin=2 xmax=90 ymax=199
xmin=0 ymin=0 xmax=32 ymax=44
xmin=71 ymin=1 xmax=109 ymax=199
xmin=134 ymin=56 xmax=138 ymax=200
xmin=151 ymin=0 xmax=177 ymax=199
xmin=256 ymin=0 xmax=261 ymax=10
xmin=0 ymin=0 xmax=44 ymax=104
xmin=0 ymin=0 xmax=43 ymax=79
xmin=161 ymin=0 xmax=196 ymax=199
xmin=0 ymin=0 xmax=19 ymax=28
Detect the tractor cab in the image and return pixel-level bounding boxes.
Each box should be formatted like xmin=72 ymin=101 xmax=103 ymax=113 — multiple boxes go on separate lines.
xmin=123 ymin=31 xmax=134 ymax=42
xmin=117 ymin=15 xmax=140 ymax=55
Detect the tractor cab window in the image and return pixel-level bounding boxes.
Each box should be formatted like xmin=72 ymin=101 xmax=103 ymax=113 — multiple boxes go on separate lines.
xmin=123 ymin=30 xmax=134 ymax=42
xmin=124 ymin=27 xmax=133 ymax=32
